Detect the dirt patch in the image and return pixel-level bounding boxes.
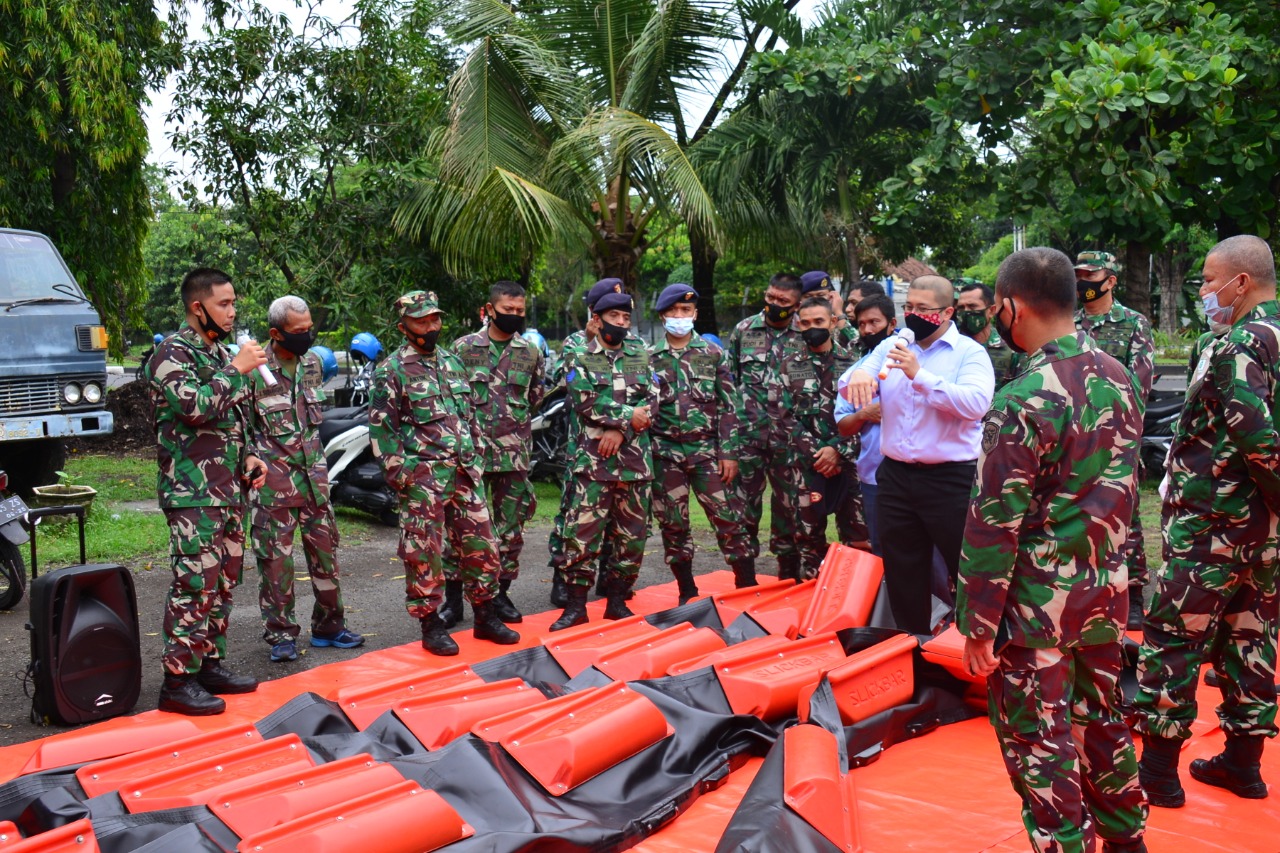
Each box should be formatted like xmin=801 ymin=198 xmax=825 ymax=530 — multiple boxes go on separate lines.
xmin=67 ymin=381 xmax=154 ymax=456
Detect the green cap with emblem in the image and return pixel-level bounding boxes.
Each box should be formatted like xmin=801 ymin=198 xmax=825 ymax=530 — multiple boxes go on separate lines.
xmin=1073 ymin=250 xmax=1122 ymax=275
xmin=395 ymin=290 xmax=443 ymax=318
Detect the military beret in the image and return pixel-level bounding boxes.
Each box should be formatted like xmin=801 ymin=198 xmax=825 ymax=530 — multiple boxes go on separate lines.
xmin=1074 ymin=250 xmax=1122 ymax=275
xmin=593 ymin=292 xmax=633 ymax=315
xmin=656 ymin=283 xmax=698 ymax=313
xmin=800 ymin=270 xmax=833 ymax=294
xmin=584 ymin=278 xmax=625 ymax=310
xmin=395 ymin=290 xmax=442 ymax=318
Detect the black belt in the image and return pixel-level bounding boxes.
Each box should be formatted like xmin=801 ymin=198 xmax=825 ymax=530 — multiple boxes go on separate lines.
xmin=883 ymin=457 xmax=977 ymax=470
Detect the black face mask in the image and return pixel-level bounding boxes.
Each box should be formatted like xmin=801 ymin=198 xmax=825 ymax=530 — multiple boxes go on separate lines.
xmin=196 ymin=302 xmax=231 ymax=342
xmin=599 ymin=319 xmax=629 ymax=347
xmin=801 ymin=327 xmax=831 ymax=349
xmin=490 ymin=311 xmax=526 ymax=335
xmin=859 ymin=328 xmax=890 ymax=354
xmin=275 ymin=328 xmax=316 ymax=357
xmin=764 ymin=302 xmax=794 ymax=326
xmin=994 ymin=301 xmax=1026 ymax=353
xmin=1076 ymin=279 xmax=1109 ymax=304
xmin=957 ymin=309 xmax=990 ymax=337
xmin=904 ymin=311 xmax=945 ymax=341
xmin=401 ymin=324 xmax=440 ymax=354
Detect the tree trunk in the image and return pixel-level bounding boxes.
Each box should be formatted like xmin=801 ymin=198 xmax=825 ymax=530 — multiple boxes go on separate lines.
xmin=690 ymin=229 xmax=719 ymax=335
xmin=841 ymin=228 xmax=860 ymax=293
xmin=1121 ymin=241 xmax=1152 ymax=318
xmin=1152 ymin=243 xmax=1188 ymax=334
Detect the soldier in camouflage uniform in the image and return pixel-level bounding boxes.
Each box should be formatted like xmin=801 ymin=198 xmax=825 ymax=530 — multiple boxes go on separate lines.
xmin=1135 ymin=235 xmax=1280 ymax=809
xmin=146 ymin=268 xmax=266 ymax=716
xmin=650 ymin=284 xmax=754 ymax=603
xmin=800 ymin=270 xmax=858 ymax=352
xmin=1074 ymin=250 xmax=1156 ymax=629
xmin=368 ymin=290 xmax=520 ymax=655
xmin=551 ymin=291 xmax=657 ymax=630
xmin=442 ymin=281 xmax=545 ymax=626
xmin=726 ymin=273 xmax=805 ymax=579
xmin=958 ymin=248 xmax=1148 ymax=853
xmin=248 ymin=295 xmax=363 ymax=664
xmin=957 ymin=281 xmax=1021 ymax=389
xmin=775 ymin=297 xmax=863 ymax=578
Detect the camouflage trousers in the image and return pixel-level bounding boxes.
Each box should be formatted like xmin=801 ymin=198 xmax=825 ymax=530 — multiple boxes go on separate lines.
xmin=445 ymin=470 xmax=537 ymax=582
xmin=550 ymin=473 xmax=617 ymax=575
xmin=784 ymin=462 xmax=871 ymax=578
xmin=652 ymin=446 xmax=751 ymax=573
xmin=398 ymin=466 xmax=499 ymax=619
xmin=988 ymin=643 xmax=1147 ymax=853
xmin=735 ymin=434 xmax=800 ymax=563
xmin=562 ymin=475 xmax=651 ymax=589
xmin=162 ymin=506 xmax=246 ymax=676
xmin=1123 ymin=494 xmax=1147 ymax=590
xmin=1135 ymin=556 xmax=1279 ymax=740
xmin=251 ymin=499 xmax=345 ymax=645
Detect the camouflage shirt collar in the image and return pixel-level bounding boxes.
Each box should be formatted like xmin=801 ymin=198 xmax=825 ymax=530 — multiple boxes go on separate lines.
xmin=178 ymin=323 xmax=226 ymax=358
xmin=653 ymin=333 xmax=706 ymax=354
xmin=1074 ymin=299 xmax=1131 ymax=325
xmin=1023 ymin=330 xmax=1092 ymax=372
xmin=1237 ymin=299 xmax=1280 ymax=326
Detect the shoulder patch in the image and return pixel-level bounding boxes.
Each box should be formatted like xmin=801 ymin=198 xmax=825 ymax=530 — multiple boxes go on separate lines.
xmin=981 ymin=409 xmax=1010 ymax=455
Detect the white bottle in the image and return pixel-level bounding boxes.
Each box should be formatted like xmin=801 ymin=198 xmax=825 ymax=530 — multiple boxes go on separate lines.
xmin=878 ymin=328 xmax=916 ymax=380
xmin=236 ymin=329 xmax=277 ymax=386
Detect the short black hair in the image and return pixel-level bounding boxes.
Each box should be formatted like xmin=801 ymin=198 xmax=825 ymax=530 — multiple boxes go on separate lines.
xmin=181 ymin=268 xmax=232 ymax=309
xmin=489 ymin=280 xmax=525 ymax=302
xmin=995 ymin=248 xmax=1076 ymax=314
xmin=768 ymin=273 xmax=802 ymax=296
xmin=851 ymin=279 xmax=886 ymax=298
xmin=855 ymin=294 xmax=896 ymax=322
xmin=798 ymin=296 xmax=833 ymax=313
xmin=960 ymin=282 xmax=995 ymax=307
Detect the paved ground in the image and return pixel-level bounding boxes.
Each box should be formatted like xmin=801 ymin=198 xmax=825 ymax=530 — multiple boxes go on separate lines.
xmin=0 ymin=519 xmax=736 ymax=746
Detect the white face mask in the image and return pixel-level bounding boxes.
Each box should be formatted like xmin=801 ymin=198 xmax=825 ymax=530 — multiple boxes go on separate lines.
xmin=663 ymin=317 xmax=695 ymax=337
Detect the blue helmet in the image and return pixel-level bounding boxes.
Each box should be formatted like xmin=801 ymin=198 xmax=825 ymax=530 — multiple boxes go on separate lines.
xmin=701 ymin=332 xmax=723 ymax=348
xmin=522 ymin=328 xmax=550 ymax=358
xmin=152 ymin=333 xmax=164 ymax=345
xmin=309 ymin=345 xmax=338 ymax=382
xmin=349 ymin=332 xmax=383 ymax=363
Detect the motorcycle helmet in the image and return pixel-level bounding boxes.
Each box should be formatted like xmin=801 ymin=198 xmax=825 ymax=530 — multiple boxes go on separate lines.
xmin=702 ymin=332 xmax=723 ymax=348
xmin=522 ymin=328 xmax=550 ymax=359
xmin=152 ymin=333 xmax=164 ymax=344
xmin=310 ymin=345 xmax=339 ymax=382
xmin=350 ymin=332 xmax=383 ymax=364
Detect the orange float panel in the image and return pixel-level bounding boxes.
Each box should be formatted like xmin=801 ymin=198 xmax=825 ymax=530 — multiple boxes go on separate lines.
xmin=394 ymin=678 xmax=547 ymax=750
xmin=799 ymin=544 xmax=884 ymax=636
xmin=665 ymin=635 xmax=794 ymax=676
xmin=0 ymin=823 xmax=15 ymax=846
xmin=711 ymin=578 xmax=797 ymax=628
xmin=331 ymin=663 xmax=482 ymax=730
xmin=715 ymin=632 xmax=846 ymax=721
xmin=19 ymin=719 xmax=203 ymax=777
xmin=235 ymin=781 xmax=473 ymax=853
xmin=120 ymin=733 xmax=315 ymax=813
xmin=798 ymin=633 xmax=918 ymax=724
xmin=782 ymin=725 xmax=861 ymax=852
xmin=744 ymin=580 xmax=819 ymax=637
xmin=472 ymin=683 xmax=674 ymax=795
xmin=0 ymin=820 xmax=98 ymax=852
xmin=210 ymin=754 xmax=406 ymax=840
xmin=541 ymin=615 xmax=660 ymax=677
xmin=76 ymin=723 xmax=262 ymax=798
xmin=594 ymin=625 xmax=727 ymax=682
xmin=920 ymin=624 xmax=983 ymax=685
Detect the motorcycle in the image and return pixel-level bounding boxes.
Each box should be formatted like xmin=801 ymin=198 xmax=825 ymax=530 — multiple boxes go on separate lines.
xmin=319 ymin=405 xmax=399 ymax=526
xmin=1141 ymin=388 xmax=1184 ymax=481
xmin=529 ymin=385 xmax=570 ymax=481
xmin=339 ymin=332 xmax=383 ymax=409
xmin=0 ymin=469 xmax=30 ymax=610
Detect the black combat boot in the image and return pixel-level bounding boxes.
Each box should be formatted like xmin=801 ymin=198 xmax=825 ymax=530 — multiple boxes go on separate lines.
xmin=158 ymin=674 xmax=225 ymax=716
xmin=731 ymin=558 xmax=758 ymax=589
xmin=603 ymin=576 xmax=636 ymax=620
xmin=1139 ymin=734 xmax=1186 ymax=808
xmin=550 ymin=586 xmax=590 ymax=631
xmin=492 ymin=578 xmax=523 ymax=624
xmin=550 ymin=568 xmax=568 ymax=607
xmin=420 ymin=613 xmax=460 ymax=656
xmin=197 ymin=659 xmax=258 ymax=694
xmin=671 ymin=562 xmax=699 ymax=605
xmin=1101 ymin=839 xmax=1149 ymax=853
xmin=438 ymin=579 xmax=465 ymax=628
xmin=777 ymin=554 xmax=801 ymax=581
xmin=1127 ymin=586 xmax=1145 ymax=630
xmin=473 ymin=600 xmax=521 ymax=644
xmin=1189 ymin=733 xmax=1269 ymax=799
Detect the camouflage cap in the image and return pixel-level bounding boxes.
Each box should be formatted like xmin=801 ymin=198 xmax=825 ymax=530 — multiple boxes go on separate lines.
xmin=395 ymin=290 xmax=443 ymax=318
xmin=1074 ymin=250 xmax=1122 ymax=275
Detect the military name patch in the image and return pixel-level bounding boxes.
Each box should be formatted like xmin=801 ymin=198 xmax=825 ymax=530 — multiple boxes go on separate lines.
xmin=509 ymin=348 xmax=537 ymax=370
xmin=981 ymin=409 xmax=1010 ymax=455
xmin=741 ymin=331 xmax=767 ymax=351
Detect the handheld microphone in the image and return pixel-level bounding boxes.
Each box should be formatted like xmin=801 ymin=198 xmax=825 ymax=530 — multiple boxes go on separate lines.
xmin=878 ymin=328 xmax=916 ymax=380
xmin=236 ymin=329 xmax=277 ymax=386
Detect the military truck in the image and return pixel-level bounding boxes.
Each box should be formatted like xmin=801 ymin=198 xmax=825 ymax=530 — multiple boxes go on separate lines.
xmin=0 ymin=230 xmax=113 ymax=494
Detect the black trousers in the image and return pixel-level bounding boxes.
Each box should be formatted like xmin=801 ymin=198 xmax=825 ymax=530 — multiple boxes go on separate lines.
xmin=876 ymin=457 xmax=977 ymax=635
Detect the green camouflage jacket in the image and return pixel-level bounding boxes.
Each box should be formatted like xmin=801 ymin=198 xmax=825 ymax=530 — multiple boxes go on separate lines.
xmin=566 ymin=336 xmax=656 ymax=482
xmin=771 ymin=343 xmax=857 ymax=465
xmin=726 ymin=312 xmax=802 ymax=441
xmin=248 ymin=346 xmax=329 ymax=507
xmin=453 ymin=330 xmax=546 ymax=472
xmin=145 ymin=324 xmax=252 ymax=508
xmin=979 ymin=330 xmax=1021 ymax=390
xmin=1164 ymin=300 xmax=1280 ymax=566
xmin=1075 ymin=300 xmax=1155 ymax=410
xmin=957 ymin=332 xmax=1141 ymax=649
xmin=368 ymin=342 xmax=482 ymax=493
xmin=651 ymin=333 xmax=740 ymax=460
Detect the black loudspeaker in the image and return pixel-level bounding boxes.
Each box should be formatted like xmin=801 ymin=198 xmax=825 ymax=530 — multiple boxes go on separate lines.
xmin=28 ymin=563 xmax=141 ymax=725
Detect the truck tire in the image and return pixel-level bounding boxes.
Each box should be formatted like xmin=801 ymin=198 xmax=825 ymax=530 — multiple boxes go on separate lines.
xmin=0 ymin=439 xmax=66 ymax=497
xmin=0 ymin=538 xmax=26 ymax=611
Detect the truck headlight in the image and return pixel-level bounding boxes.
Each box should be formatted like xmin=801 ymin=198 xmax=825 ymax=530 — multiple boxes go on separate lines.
xmin=62 ymin=383 xmax=82 ymax=404
xmin=82 ymin=383 xmax=103 ymax=404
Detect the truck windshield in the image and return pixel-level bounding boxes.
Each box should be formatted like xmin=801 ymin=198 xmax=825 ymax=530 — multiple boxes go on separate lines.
xmin=0 ymin=232 xmax=82 ymax=302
